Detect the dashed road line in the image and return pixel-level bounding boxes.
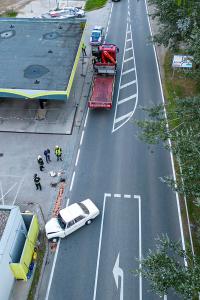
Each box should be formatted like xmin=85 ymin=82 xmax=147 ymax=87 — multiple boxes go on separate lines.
xmin=80 ymin=130 xmax=84 ymax=145
xmin=124 ymin=194 xmax=131 ymax=198
xmin=69 ymin=171 xmax=75 ymax=191
xmin=114 ymin=193 xmax=121 ymax=198
xmin=75 ymin=148 xmax=80 ymax=167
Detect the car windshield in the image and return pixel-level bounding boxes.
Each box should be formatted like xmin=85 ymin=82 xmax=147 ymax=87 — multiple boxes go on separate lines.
xmin=92 ymin=32 xmax=100 ymax=39
xmin=78 ymin=202 xmax=89 ymax=214
xmin=57 ymin=213 xmax=66 ymax=229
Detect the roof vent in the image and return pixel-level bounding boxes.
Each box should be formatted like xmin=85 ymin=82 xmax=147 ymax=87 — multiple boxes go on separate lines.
xmin=48 ymin=50 xmax=53 ymax=53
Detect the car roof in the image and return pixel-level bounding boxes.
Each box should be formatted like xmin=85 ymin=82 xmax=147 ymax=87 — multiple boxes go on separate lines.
xmin=59 ymin=203 xmax=83 ymax=222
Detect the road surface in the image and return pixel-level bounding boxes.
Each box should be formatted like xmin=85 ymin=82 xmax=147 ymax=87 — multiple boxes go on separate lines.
xmin=47 ymin=0 xmax=183 ymax=299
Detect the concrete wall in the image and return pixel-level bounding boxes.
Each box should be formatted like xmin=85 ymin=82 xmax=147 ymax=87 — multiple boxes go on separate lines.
xmin=0 ymin=206 xmax=27 ymax=300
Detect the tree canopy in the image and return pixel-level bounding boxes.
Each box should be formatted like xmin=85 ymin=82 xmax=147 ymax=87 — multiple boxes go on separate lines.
xmin=136 ymin=235 xmax=200 ymax=299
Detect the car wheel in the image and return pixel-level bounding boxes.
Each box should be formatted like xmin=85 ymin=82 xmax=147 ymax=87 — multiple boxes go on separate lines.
xmin=86 ymin=219 xmax=92 ymax=225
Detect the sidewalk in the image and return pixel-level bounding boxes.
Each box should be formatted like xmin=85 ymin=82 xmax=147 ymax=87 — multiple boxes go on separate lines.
xmin=4 ymin=1 xmax=112 ymax=300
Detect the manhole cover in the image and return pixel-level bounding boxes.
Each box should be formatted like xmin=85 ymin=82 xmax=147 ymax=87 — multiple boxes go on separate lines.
xmin=24 ymin=65 xmax=49 ymax=79
xmin=43 ymin=32 xmax=60 ymax=40
xmin=0 ymin=30 xmax=16 ymax=39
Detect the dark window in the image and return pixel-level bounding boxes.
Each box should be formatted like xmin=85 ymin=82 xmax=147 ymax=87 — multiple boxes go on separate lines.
xmin=74 ymin=215 xmax=85 ymax=223
xmin=78 ymin=203 xmax=89 ymax=214
xmin=57 ymin=213 xmax=66 ymax=229
xmin=67 ymin=220 xmax=75 ymax=228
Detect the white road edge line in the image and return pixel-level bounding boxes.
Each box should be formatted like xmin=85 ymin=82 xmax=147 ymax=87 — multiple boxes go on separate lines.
xmin=80 ymin=130 xmax=84 ymax=145
xmin=75 ymin=148 xmax=80 ymax=167
xmin=118 ymin=94 xmax=137 ymax=105
xmin=134 ymin=195 xmax=142 ymax=300
xmin=69 ymin=171 xmax=75 ymax=191
xmin=93 ymin=193 xmax=109 ymax=300
xmin=45 ymin=198 xmax=70 ymax=300
xmin=45 ymin=239 xmax=61 ymax=300
xmin=144 ymin=0 xmax=186 ymax=253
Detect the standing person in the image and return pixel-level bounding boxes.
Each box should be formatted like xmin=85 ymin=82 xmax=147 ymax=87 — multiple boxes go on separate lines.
xmin=37 ymin=155 xmax=44 ymax=171
xmin=82 ymin=42 xmax=87 ymax=56
xmin=44 ymin=148 xmax=51 ymax=163
xmin=34 ymin=174 xmax=42 ymax=190
xmin=55 ymin=145 xmax=62 ymax=161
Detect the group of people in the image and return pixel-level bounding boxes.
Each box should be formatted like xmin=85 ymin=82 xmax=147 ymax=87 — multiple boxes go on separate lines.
xmin=34 ymin=146 xmax=63 ymax=191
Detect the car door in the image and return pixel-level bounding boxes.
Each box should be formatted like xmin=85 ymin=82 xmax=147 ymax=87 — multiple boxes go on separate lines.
xmin=64 ymin=215 xmax=86 ymax=236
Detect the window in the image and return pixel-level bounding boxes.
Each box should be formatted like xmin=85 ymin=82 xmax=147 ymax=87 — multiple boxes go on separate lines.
xmin=74 ymin=215 xmax=85 ymax=223
xmin=78 ymin=203 xmax=89 ymax=214
xmin=67 ymin=220 xmax=75 ymax=228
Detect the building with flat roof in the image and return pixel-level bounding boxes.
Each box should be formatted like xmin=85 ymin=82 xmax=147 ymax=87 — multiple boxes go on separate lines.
xmin=0 ymin=18 xmax=85 ymax=101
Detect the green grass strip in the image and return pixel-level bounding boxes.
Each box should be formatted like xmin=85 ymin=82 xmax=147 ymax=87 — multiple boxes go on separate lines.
xmin=85 ymin=0 xmax=108 ymax=11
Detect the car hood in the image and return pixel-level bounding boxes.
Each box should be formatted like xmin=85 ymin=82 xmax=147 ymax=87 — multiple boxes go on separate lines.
xmin=45 ymin=218 xmax=62 ymax=234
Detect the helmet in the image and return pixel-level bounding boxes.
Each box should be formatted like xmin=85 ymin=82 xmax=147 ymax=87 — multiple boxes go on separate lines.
xmin=55 ymin=145 xmax=59 ymax=148
xmin=38 ymin=155 xmax=42 ymax=159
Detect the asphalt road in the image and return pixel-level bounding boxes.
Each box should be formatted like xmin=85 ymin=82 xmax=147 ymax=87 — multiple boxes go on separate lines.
xmin=48 ymin=0 xmax=183 ymax=299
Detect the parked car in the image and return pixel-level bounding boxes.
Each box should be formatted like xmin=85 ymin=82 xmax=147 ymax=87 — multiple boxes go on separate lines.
xmin=65 ymin=7 xmax=85 ymax=17
xmin=41 ymin=10 xmax=75 ymax=19
xmin=45 ymin=199 xmax=100 ymax=240
xmin=90 ymin=26 xmax=104 ymax=46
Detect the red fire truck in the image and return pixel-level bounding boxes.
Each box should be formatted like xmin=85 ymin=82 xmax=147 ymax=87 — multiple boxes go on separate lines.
xmin=88 ymin=44 xmax=119 ymax=109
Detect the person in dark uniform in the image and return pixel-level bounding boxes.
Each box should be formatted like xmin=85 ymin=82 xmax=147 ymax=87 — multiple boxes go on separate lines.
xmin=34 ymin=174 xmax=42 ymax=190
xmin=44 ymin=149 xmax=51 ymax=163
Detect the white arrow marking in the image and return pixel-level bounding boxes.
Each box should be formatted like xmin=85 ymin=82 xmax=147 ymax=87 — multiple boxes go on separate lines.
xmin=113 ymin=253 xmax=124 ymax=300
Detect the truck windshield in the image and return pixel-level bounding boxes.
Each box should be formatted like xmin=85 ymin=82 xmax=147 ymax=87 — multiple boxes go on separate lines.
xmin=78 ymin=203 xmax=89 ymax=215
xmin=57 ymin=213 xmax=66 ymax=229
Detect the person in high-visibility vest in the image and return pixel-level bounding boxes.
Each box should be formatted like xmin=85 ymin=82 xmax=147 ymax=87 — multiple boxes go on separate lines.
xmin=55 ymin=145 xmax=63 ymax=161
xmin=82 ymin=42 xmax=87 ymax=56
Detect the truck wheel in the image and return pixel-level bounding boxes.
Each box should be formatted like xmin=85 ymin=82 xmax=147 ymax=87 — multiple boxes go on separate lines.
xmin=86 ymin=219 xmax=92 ymax=225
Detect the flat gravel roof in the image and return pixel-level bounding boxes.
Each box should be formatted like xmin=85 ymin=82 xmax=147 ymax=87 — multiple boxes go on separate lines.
xmin=0 ymin=18 xmax=85 ymax=91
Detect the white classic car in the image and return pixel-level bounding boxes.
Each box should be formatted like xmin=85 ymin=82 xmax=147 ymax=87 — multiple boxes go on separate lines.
xmin=45 ymin=199 xmax=100 ymax=240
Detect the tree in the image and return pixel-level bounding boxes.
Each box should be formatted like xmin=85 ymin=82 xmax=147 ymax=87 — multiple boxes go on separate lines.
xmin=136 ymin=235 xmax=200 ymax=299
xmin=135 ymin=96 xmax=200 ymax=198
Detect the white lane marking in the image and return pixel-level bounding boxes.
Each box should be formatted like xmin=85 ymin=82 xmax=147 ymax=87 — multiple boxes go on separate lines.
xmin=124 ymin=194 xmax=131 ymax=198
xmin=12 ymin=176 xmax=25 ymax=205
xmin=125 ymin=47 xmax=133 ymax=52
xmin=93 ymin=193 xmax=108 ymax=300
xmin=144 ymin=0 xmax=186 ymax=254
xmin=127 ymin=30 xmax=131 ymax=34
xmin=104 ymin=2 xmax=113 ymax=42
xmin=114 ymin=194 xmax=121 ymax=198
xmin=0 ymin=181 xmax=4 ymax=205
xmin=0 ymin=182 xmax=17 ymax=202
xmin=84 ymin=108 xmax=89 ymax=128
xmin=45 ymin=199 xmax=70 ymax=300
xmin=69 ymin=171 xmax=75 ymax=191
xmin=112 ymin=20 xmax=139 ymax=133
xmin=118 ymin=94 xmax=137 ymax=105
xmin=122 ymin=67 xmax=135 ymax=75
xmin=164 ymin=295 xmax=167 ymax=300
xmin=75 ymin=148 xmax=80 ymax=167
xmin=128 ymin=11 xmax=130 ymax=17
xmin=80 ymin=130 xmax=84 ymax=145
xmin=124 ymin=56 xmax=134 ymax=63
xmin=45 ymin=239 xmax=61 ymax=300
xmin=126 ymin=38 xmax=132 ymax=42
xmin=120 ymin=80 xmax=136 ymax=89
xmin=115 ymin=112 xmax=133 ymax=124
xmin=134 ymin=195 xmax=142 ymax=300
